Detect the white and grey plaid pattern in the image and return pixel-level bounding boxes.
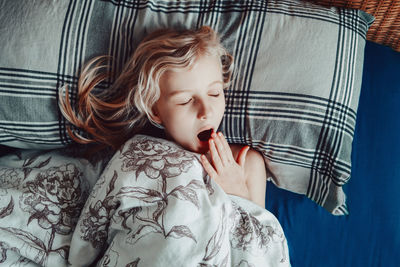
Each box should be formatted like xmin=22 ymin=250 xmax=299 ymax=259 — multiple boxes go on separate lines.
xmin=0 ymin=0 xmax=373 ymax=214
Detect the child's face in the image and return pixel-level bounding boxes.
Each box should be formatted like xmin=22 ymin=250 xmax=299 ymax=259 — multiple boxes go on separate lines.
xmin=152 ymin=54 xmax=225 ymax=154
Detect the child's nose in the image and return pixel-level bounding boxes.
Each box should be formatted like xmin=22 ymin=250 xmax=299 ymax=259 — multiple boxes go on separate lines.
xmin=197 ymin=99 xmax=213 ymax=120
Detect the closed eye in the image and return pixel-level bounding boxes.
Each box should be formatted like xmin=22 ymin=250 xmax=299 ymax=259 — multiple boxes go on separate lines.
xmin=209 ymin=93 xmax=220 ymax=97
xmin=178 ymin=98 xmax=192 ymax=105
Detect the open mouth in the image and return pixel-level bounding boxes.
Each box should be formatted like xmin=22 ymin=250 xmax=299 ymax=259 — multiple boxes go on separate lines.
xmin=197 ymin=128 xmax=213 ymax=142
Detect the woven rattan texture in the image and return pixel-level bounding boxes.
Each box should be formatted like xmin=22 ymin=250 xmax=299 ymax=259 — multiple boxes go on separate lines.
xmin=309 ymin=0 xmax=400 ymax=52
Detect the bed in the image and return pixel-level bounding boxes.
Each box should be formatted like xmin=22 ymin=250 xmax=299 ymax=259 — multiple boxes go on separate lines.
xmin=0 ymin=0 xmax=399 ymax=266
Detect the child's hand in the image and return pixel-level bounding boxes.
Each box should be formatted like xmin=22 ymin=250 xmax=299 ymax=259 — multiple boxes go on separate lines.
xmin=200 ymin=132 xmax=251 ymax=200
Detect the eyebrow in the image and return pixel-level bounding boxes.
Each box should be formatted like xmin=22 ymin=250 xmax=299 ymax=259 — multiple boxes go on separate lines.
xmin=168 ymin=81 xmax=223 ymax=96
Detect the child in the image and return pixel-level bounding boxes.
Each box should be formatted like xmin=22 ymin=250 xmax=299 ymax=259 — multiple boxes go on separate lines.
xmin=61 ymin=26 xmax=289 ymax=266
xmin=60 ymin=26 xmax=268 ymax=208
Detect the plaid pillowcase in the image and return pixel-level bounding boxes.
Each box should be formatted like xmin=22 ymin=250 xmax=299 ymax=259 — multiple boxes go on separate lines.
xmin=0 ymin=0 xmax=373 ymax=214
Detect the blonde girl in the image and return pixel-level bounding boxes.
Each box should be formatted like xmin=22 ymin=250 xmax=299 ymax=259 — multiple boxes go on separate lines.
xmin=59 ymin=26 xmax=267 ymax=207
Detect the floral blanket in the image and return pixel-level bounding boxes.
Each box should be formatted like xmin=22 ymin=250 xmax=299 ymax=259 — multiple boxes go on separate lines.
xmin=0 ymin=135 xmax=289 ymax=266
xmin=68 ymin=135 xmax=290 ymax=267
xmin=0 ymin=148 xmax=103 ymax=266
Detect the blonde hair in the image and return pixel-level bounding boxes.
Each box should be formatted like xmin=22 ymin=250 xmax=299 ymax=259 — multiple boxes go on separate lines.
xmin=59 ymin=26 xmax=233 ymax=150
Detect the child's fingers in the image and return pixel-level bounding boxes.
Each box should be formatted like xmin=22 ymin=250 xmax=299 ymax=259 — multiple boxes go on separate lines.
xmin=212 ymin=132 xmax=229 ymax=164
xmin=217 ymin=132 xmax=234 ymax=160
xmin=209 ymin=139 xmax=223 ymax=170
xmin=200 ymin=154 xmax=218 ymax=179
xmin=237 ymin=145 xmax=250 ymax=167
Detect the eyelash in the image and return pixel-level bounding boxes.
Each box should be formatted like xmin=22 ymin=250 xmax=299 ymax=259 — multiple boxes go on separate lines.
xmin=178 ymin=93 xmax=220 ymax=106
xmin=179 ymin=99 xmax=192 ymax=105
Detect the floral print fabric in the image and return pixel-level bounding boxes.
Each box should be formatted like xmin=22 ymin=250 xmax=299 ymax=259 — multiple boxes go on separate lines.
xmin=69 ymin=135 xmax=290 ymax=266
xmin=0 ymin=149 xmax=102 ymax=266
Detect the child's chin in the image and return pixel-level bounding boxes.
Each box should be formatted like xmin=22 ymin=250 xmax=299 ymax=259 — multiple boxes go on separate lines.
xmin=180 ymin=141 xmax=208 ymax=154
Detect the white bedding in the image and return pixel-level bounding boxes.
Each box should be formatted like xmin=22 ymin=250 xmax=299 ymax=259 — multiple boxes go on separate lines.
xmin=0 ymin=148 xmax=102 ymax=266
xmin=68 ymin=135 xmax=290 ymax=266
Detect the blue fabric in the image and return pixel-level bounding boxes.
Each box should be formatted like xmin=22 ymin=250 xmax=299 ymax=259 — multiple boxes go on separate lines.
xmin=266 ymin=41 xmax=400 ymax=267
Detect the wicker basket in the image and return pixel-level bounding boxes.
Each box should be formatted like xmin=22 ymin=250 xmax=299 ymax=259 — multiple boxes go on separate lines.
xmin=309 ymin=0 xmax=400 ymax=52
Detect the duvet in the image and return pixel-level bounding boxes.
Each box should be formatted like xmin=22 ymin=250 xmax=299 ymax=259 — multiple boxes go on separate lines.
xmin=69 ymin=135 xmax=289 ymax=266
xmin=0 ymin=148 xmax=102 ymax=266
xmin=0 ymin=135 xmax=289 ymax=266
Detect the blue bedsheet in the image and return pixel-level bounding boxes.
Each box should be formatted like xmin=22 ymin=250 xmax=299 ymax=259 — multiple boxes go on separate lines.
xmin=266 ymin=41 xmax=400 ymax=267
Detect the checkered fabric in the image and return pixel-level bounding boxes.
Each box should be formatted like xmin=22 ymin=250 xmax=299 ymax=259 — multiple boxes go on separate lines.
xmin=0 ymin=0 xmax=373 ymax=214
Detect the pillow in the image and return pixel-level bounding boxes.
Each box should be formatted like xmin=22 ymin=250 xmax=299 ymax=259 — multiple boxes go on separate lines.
xmin=0 ymin=149 xmax=102 ymax=266
xmin=0 ymin=0 xmax=374 ymax=214
xmin=310 ymin=0 xmax=400 ymax=53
